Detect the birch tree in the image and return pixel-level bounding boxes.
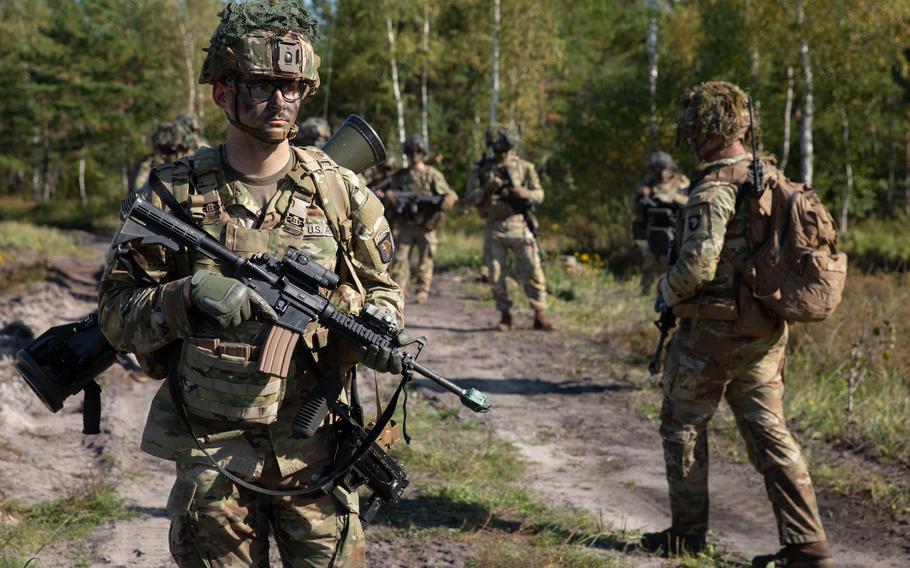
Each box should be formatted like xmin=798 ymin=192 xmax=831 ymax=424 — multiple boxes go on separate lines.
xmin=421 ymin=2 xmax=430 ymax=150
xmin=490 ymin=0 xmax=501 ymax=126
xmin=796 ymin=0 xmax=814 ymax=186
xmin=646 ymin=0 xmax=659 ymax=150
xmin=386 ymin=14 xmax=407 ymax=166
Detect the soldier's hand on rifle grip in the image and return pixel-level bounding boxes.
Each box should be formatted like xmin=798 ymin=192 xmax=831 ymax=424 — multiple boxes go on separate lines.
xmin=188 ymin=270 xmax=277 ymax=328
xmin=357 ymin=331 xmax=410 ymax=375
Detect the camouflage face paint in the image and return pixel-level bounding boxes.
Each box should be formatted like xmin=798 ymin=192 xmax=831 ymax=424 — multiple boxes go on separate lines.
xmin=231 ymin=79 xmax=302 ymax=143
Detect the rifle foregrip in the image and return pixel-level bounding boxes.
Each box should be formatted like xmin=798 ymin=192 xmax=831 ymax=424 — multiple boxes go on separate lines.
xmin=292 ymin=373 xmax=344 ymax=438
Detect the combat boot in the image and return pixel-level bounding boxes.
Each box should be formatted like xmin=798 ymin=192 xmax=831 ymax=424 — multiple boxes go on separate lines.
xmin=497 ymin=309 xmax=512 ymax=332
xmin=752 ymin=542 xmax=835 ymax=568
xmin=639 ymin=529 xmax=706 ymax=557
xmin=414 ymin=291 xmax=429 ymax=304
xmin=532 ymin=309 xmax=555 ymax=331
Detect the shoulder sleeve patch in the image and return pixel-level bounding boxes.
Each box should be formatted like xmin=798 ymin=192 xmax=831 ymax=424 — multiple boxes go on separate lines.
xmin=375 ymin=227 xmax=394 ymax=264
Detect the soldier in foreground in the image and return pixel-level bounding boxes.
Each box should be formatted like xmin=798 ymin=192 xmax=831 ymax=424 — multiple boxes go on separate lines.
xmin=387 ymin=135 xmax=458 ymax=304
xmin=465 ymin=125 xmax=553 ymax=332
xmin=98 ymin=2 xmax=403 ymax=565
xmin=633 ymin=151 xmax=689 ymax=292
xmin=132 ymin=115 xmax=203 ymax=191
xmin=295 ymin=116 xmax=331 ymax=147
xmin=642 ymin=81 xmax=833 ymax=567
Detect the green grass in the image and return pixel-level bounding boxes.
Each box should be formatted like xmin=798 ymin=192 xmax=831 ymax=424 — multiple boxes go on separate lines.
xmin=0 ymin=485 xmax=134 ymax=567
xmin=0 ymin=196 xmax=121 ymax=234
xmin=841 ymin=215 xmax=910 ymax=272
xmin=0 ymin=221 xmax=92 ymax=258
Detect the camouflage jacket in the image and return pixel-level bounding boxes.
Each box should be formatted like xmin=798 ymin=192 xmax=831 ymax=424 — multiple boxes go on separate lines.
xmin=465 ymin=154 xmax=544 ymax=236
xmin=98 ymin=144 xmax=404 ymax=479
xmin=660 ymin=154 xmax=752 ymax=306
xmin=644 ymin=172 xmax=690 ymax=207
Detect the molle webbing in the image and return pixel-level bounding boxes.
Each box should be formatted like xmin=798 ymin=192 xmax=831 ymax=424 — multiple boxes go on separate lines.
xmin=181 ymin=339 xmax=285 ymax=424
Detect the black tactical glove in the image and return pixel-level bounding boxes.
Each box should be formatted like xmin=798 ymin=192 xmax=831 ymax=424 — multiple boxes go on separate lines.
xmin=189 ymin=270 xmax=277 ymax=328
xmin=654 ymin=293 xmax=668 ymax=313
xmin=357 ymin=331 xmax=410 ymax=374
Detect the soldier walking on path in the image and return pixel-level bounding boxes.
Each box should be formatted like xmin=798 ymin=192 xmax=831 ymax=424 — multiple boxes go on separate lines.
xmin=387 ymin=135 xmax=458 ymax=304
xmin=641 ymin=81 xmax=834 ymax=568
xmin=633 ymin=151 xmax=689 ymax=292
xmin=98 ymin=2 xmax=404 ymax=565
xmin=465 ymin=125 xmax=554 ymax=332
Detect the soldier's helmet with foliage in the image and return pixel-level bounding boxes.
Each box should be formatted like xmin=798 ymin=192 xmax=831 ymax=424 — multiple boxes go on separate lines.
xmin=199 ymin=0 xmax=320 ymax=97
xmin=151 ymin=120 xmax=196 ymax=155
xmin=402 ymin=134 xmax=427 ymax=156
xmin=295 ymin=117 xmax=330 ymax=146
xmin=677 ymin=81 xmax=757 ymax=149
xmin=175 ymin=112 xmax=203 ymax=133
xmin=648 ymin=151 xmax=677 ymax=172
xmin=486 ymin=124 xmax=519 ymax=154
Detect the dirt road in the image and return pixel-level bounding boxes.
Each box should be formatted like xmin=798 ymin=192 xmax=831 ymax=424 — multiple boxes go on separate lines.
xmin=0 ymin=247 xmax=907 ymax=567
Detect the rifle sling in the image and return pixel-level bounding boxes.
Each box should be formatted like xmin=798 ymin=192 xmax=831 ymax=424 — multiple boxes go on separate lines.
xmin=165 ymin=341 xmax=407 ymax=498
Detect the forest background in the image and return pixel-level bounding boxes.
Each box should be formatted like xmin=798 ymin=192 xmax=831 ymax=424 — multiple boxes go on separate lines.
xmin=3 ymin=0 xmax=910 ymax=265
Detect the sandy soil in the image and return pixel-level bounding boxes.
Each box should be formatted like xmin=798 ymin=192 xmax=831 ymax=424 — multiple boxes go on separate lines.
xmin=0 ymin=246 xmax=907 ymax=567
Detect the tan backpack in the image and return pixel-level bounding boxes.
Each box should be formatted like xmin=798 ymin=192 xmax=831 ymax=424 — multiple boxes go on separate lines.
xmin=745 ymin=173 xmax=847 ymax=322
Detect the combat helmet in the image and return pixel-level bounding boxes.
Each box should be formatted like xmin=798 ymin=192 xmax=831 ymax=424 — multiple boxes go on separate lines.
xmin=677 ymin=81 xmax=756 ymax=152
xmin=175 ymin=112 xmax=203 ymax=134
xmin=402 ymin=134 xmax=427 ymax=156
xmin=648 ymin=151 xmax=677 ymax=172
xmin=199 ymin=0 xmax=321 ymax=141
xmin=295 ymin=117 xmax=330 ymax=146
xmin=151 ymin=120 xmax=195 ymax=157
xmin=486 ymin=124 xmax=519 ymax=154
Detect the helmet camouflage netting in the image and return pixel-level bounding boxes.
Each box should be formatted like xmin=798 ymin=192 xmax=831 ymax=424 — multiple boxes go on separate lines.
xmin=199 ymin=0 xmax=320 ymax=90
xmin=485 ymin=123 xmax=519 ymax=152
xmin=677 ymin=81 xmax=758 ymax=147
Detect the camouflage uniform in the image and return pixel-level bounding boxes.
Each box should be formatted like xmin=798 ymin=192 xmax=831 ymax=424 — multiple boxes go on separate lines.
xmin=465 ymin=158 xmax=494 ymax=282
xmin=387 ymin=163 xmax=457 ymax=299
xmin=98 ymin=3 xmax=402 ymax=566
xmin=636 ymin=163 xmax=690 ymax=292
xmin=650 ymin=82 xmax=828 ymax=558
xmin=465 ymin=146 xmax=548 ymax=328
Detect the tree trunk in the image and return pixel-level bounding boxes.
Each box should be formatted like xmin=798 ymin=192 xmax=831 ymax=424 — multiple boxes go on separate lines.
xmin=386 ymin=15 xmax=407 ymax=166
xmin=79 ymin=157 xmax=87 ymax=206
xmin=321 ymin=2 xmax=337 ymax=122
xmin=840 ymin=107 xmax=852 ymax=233
xmin=490 ymin=0 xmax=501 ymax=126
xmin=177 ymin=17 xmax=195 ymax=114
xmin=421 ymin=2 xmax=430 ymax=150
xmin=32 ymin=167 xmax=40 ymax=202
xmin=646 ymin=0 xmax=659 ymax=150
xmin=797 ymin=0 xmax=814 ymax=186
xmin=781 ymin=65 xmax=795 ymax=172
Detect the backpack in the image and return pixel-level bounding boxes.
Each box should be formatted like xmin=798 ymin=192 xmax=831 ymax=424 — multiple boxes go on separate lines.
xmin=745 ymin=173 xmax=847 ymax=322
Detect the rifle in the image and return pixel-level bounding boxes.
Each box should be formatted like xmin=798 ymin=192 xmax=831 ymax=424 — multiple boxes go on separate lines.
xmin=120 ymin=197 xmax=492 ymax=437
xmin=387 ymin=190 xmax=446 ymax=225
xmin=648 ymin=307 xmax=676 ymax=376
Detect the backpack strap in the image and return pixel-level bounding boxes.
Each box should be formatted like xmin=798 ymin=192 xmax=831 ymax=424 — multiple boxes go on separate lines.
xmin=189 ymin=146 xmax=224 ymax=224
xmin=291 ymin=147 xmax=366 ymax=297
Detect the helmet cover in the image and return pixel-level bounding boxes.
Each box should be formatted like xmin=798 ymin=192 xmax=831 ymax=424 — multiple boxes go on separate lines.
xmin=677 ymin=81 xmax=756 ymax=148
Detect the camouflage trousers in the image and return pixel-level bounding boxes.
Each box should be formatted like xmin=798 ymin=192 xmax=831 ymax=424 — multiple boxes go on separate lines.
xmin=488 ymin=232 xmax=547 ymax=312
xmin=390 ymin=224 xmax=437 ymax=296
xmin=478 ymin=224 xmax=493 ymax=280
xmin=167 ymin=460 xmax=365 ymax=567
xmin=659 ymin=320 xmax=826 ymax=545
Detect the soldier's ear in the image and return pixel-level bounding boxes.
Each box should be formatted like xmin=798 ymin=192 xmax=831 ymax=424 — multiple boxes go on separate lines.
xmin=212 ymin=82 xmax=231 ymax=112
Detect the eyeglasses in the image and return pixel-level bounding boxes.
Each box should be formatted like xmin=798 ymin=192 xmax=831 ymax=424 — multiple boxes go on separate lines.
xmin=235 ymin=80 xmax=309 ymax=103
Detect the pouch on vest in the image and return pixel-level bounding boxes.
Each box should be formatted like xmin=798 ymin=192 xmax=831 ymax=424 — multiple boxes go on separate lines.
xmin=180 ymin=337 xmax=288 ymax=425
xmin=646 ymin=207 xmax=677 ymax=256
